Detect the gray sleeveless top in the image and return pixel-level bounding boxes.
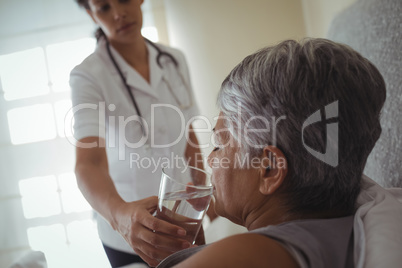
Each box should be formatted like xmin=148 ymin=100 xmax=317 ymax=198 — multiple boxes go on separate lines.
xmin=157 ymin=216 xmax=354 ymax=268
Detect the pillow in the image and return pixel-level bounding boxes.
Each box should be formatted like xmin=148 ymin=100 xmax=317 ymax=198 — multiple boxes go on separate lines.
xmin=354 ymin=175 xmax=402 ymax=268
xmin=9 ymin=251 xmax=47 ymax=268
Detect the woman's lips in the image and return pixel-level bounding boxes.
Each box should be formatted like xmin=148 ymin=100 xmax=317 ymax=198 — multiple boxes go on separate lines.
xmin=117 ymin=22 xmax=134 ymax=32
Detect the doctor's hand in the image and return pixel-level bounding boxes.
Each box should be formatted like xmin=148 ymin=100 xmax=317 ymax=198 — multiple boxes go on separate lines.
xmin=112 ymin=196 xmax=191 ymax=267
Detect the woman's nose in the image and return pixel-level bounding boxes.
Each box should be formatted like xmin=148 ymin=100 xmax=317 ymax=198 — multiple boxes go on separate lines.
xmin=112 ymin=5 xmax=127 ymax=20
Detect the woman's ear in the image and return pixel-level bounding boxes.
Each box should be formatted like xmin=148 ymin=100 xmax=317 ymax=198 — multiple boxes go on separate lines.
xmin=259 ymin=145 xmax=288 ymax=195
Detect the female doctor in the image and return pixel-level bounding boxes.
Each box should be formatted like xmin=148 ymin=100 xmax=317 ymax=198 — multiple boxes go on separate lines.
xmin=70 ymin=0 xmax=206 ymax=267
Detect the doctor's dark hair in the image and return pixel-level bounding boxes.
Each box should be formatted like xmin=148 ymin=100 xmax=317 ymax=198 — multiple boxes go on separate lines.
xmin=75 ymin=0 xmax=179 ymax=69
xmin=75 ymin=0 xmax=106 ymax=41
xmin=217 ymin=38 xmax=386 ymax=216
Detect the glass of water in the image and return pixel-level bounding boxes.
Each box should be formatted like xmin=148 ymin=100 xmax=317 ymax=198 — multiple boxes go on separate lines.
xmin=156 ymin=165 xmax=213 ymax=244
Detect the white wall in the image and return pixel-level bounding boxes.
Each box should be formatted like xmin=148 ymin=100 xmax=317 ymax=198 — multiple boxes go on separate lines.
xmin=301 ymin=0 xmax=359 ymax=37
xmin=163 ymin=0 xmax=306 ymax=149
xmin=159 ymin=0 xmax=307 ymax=242
xmin=145 ymin=0 xmax=170 ymax=45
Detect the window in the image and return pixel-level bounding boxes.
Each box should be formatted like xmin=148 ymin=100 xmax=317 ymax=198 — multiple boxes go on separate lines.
xmin=20 ymin=174 xmax=108 ymax=268
xmin=0 ymin=37 xmax=111 ymax=268
xmin=54 ymin=100 xmax=74 ymax=138
xmin=46 ymin=39 xmax=96 ymax=93
xmin=1 ymin=20 xmax=160 ymax=268
xmin=1 ymin=38 xmax=95 ymax=144
xmin=7 ymin=104 xmax=57 ymax=145
xmin=19 ymin=175 xmax=61 ymax=219
xmin=0 ymin=47 xmax=49 ymax=101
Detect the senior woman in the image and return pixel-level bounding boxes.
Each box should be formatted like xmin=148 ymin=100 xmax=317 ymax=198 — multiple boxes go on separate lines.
xmin=157 ymin=38 xmax=386 ymax=268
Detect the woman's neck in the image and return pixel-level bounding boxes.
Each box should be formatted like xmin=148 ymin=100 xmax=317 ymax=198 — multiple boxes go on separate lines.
xmin=109 ymin=37 xmax=150 ymax=83
xmin=244 ymin=197 xmax=352 ymax=231
xmin=244 ymin=198 xmax=296 ymax=231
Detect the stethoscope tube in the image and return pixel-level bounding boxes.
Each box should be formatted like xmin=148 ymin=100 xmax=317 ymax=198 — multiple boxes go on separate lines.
xmin=106 ymin=40 xmax=147 ymax=137
xmin=144 ymin=38 xmax=179 ymax=69
xmin=105 ymin=38 xmax=191 ymax=142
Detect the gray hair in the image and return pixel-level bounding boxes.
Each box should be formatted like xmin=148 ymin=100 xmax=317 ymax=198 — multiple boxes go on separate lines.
xmin=217 ymin=38 xmax=386 ymax=214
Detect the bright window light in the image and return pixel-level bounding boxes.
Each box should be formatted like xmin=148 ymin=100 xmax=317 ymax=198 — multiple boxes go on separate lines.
xmin=46 ymin=38 xmax=96 ymax=92
xmin=0 ymin=47 xmax=49 ymax=100
xmin=27 ymin=224 xmax=70 ymax=268
xmin=19 ymin=176 xmax=61 ymax=219
xmin=67 ymin=220 xmax=110 ymax=268
xmin=54 ymin=99 xmax=74 ymax=137
xmin=142 ymin=26 xmax=159 ymax=42
xmin=27 ymin=224 xmax=67 ymax=250
xmin=7 ymin=103 xmax=57 ymax=144
xmin=58 ymin=173 xmax=91 ymax=213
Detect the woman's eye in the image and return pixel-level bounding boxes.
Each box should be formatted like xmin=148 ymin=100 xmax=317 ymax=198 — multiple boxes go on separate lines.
xmin=212 ymin=147 xmax=219 ymax=152
xmin=99 ymin=4 xmax=110 ymax=12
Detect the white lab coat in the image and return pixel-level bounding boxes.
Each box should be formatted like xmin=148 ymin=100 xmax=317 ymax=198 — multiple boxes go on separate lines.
xmin=69 ymin=38 xmax=199 ymax=253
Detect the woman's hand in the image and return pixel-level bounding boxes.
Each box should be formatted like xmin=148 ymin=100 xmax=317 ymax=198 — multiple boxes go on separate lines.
xmin=75 ymin=139 xmax=192 ymax=266
xmin=112 ymin=196 xmax=192 ymax=267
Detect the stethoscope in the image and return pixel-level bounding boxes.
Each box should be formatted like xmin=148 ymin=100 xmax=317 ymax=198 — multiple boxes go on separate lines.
xmin=105 ymin=38 xmax=193 ymax=142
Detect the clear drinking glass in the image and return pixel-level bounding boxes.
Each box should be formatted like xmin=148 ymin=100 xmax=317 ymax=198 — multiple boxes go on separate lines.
xmin=156 ymin=165 xmax=213 ymax=244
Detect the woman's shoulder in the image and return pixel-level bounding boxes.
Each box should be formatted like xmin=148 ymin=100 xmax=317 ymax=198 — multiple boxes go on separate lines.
xmin=70 ymin=47 xmax=106 ymax=78
xmin=250 ymin=216 xmax=355 ymax=268
xmin=173 ymin=233 xmax=299 ymax=268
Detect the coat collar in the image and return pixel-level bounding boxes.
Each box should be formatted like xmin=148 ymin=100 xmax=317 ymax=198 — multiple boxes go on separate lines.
xmin=97 ymin=38 xmax=163 ymax=99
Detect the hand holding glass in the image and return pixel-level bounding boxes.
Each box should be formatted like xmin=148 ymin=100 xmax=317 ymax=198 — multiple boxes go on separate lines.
xmin=156 ymin=165 xmax=213 ymax=244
